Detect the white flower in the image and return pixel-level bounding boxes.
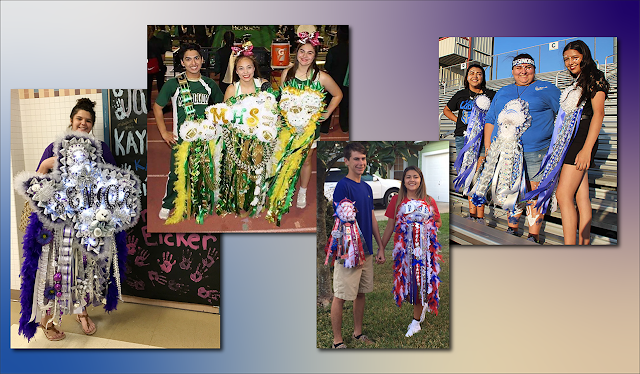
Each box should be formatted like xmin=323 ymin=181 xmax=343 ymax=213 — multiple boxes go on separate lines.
xmin=336 ymin=200 xmax=357 ymax=222
xmin=475 ymin=95 xmax=491 ymax=111
xmin=560 ymin=84 xmax=583 ymax=112
xmin=499 ymin=107 xmax=526 ymax=127
xmin=500 ymin=123 xmax=517 ymax=140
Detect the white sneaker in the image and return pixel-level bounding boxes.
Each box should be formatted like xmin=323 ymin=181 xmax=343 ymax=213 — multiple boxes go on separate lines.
xmin=296 ymin=189 xmax=307 ymax=209
xmin=159 ymin=208 xmax=170 ymax=220
xmin=405 ymin=320 xmax=421 ymax=337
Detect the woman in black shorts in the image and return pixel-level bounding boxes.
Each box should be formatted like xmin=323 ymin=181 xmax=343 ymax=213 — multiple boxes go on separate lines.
xmin=556 ymin=40 xmax=609 ymax=244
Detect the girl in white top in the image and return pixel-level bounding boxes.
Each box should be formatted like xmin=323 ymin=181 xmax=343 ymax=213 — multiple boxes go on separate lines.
xmin=280 ymin=35 xmax=343 ymax=208
xmin=223 ymin=50 xmax=269 ymax=101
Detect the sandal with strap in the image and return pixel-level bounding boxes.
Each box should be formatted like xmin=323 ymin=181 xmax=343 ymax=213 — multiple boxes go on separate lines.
xmin=40 ymin=323 xmax=66 ymax=341
xmin=353 ymin=333 xmax=374 ymax=344
xmin=76 ymin=314 xmax=97 ymax=335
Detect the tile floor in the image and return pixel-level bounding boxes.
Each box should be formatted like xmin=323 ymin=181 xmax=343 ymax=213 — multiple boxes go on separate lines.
xmin=10 ymin=299 xmax=220 ymax=349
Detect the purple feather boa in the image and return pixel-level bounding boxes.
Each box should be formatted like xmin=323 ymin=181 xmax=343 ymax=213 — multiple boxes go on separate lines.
xmin=19 ymin=213 xmax=43 ymax=341
xmin=19 ymin=215 xmax=128 ymax=341
xmin=105 ymin=231 xmax=128 ymax=312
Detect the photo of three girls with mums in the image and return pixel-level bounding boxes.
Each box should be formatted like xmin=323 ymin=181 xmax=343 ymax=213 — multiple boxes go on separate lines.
xmin=146 ymin=25 xmax=348 ymax=233
xmin=441 ymin=37 xmax=617 ymax=246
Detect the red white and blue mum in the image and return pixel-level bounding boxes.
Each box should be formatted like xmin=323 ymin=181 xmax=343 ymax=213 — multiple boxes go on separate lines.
xmin=392 ymin=199 xmax=442 ymax=319
xmin=324 ymin=198 xmax=367 ymax=268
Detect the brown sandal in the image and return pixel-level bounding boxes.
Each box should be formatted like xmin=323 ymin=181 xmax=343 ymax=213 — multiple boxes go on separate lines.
xmin=40 ymin=323 xmax=66 ymax=341
xmin=76 ymin=314 xmax=97 ymax=335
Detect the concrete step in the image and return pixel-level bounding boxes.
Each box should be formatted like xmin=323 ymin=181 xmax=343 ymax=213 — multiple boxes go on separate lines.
xmin=450 ymin=195 xmax=617 ymax=245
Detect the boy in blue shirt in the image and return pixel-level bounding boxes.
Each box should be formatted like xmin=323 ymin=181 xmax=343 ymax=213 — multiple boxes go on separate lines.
xmin=330 ymin=142 xmax=385 ymax=348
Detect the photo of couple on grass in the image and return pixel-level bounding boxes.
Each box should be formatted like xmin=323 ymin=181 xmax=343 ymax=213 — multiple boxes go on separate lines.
xmin=316 ymin=141 xmax=450 ymax=349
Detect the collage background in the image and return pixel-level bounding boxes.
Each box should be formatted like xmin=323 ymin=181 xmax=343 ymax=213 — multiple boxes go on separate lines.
xmin=1 ymin=1 xmax=638 ymax=373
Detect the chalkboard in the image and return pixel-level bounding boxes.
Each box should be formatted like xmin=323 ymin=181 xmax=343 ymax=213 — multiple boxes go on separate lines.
xmin=108 ymin=89 xmax=220 ymax=306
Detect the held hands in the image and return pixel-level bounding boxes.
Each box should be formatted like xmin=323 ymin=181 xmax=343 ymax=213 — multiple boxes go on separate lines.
xmin=161 ymin=130 xmax=177 ymax=146
xmin=375 ymin=248 xmax=386 ymax=264
xmin=574 ymin=147 xmax=592 ymax=171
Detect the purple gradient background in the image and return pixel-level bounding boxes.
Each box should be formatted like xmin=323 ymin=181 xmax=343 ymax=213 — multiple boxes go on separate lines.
xmin=1 ymin=1 xmax=638 ymax=373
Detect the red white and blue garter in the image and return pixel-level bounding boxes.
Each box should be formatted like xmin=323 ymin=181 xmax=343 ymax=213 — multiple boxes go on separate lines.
xmin=392 ymin=199 xmax=442 ymax=320
xmin=324 ymin=198 xmax=367 ymax=268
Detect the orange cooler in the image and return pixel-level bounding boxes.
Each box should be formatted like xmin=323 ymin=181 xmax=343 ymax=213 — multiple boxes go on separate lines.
xmin=271 ymin=40 xmax=290 ymax=68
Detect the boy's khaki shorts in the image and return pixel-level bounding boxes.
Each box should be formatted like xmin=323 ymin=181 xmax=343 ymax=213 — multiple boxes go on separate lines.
xmin=333 ymin=254 xmax=374 ymax=301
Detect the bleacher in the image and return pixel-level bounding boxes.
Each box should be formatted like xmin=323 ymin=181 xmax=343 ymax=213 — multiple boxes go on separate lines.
xmin=441 ymin=64 xmax=618 ymax=245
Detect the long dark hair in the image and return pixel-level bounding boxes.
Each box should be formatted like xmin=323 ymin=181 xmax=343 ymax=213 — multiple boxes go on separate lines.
xmin=395 ymin=166 xmax=429 ymax=214
xmin=283 ymin=42 xmax=320 ymax=84
xmin=463 ymin=63 xmax=487 ymax=91
xmin=232 ymin=55 xmax=262 ymax=83
xmin=563 ymin=40 xmax=610 ymax=104
xmin=223 ymin=31 xmax=235 ymax=47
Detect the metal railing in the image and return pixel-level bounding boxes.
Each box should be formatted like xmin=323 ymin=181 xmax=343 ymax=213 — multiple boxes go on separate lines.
xmin=604 ymin=55 xmax=617 ymax=79
xmin=440 ymin=37 xmax=615 ymax=92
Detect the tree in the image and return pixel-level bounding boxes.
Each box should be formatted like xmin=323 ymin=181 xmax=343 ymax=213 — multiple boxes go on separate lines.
xmin=316 ymin=141 xmax=427 ymax=305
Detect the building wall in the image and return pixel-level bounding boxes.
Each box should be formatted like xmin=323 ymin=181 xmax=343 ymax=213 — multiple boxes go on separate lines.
xmin=418 ymin=141 xmax=450 ymax=203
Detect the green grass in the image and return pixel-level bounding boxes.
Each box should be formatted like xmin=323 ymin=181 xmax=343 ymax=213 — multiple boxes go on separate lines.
xmin=317 ymin=213 xmax=450 ymax=349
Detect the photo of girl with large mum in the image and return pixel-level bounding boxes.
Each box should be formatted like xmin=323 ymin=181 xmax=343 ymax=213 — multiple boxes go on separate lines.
xmin=10 ymin=89 xmax=220 ymax=348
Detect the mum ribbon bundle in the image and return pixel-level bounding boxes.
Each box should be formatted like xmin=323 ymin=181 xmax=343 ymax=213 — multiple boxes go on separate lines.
xmin=524 ymin=83 xmax=585 ymax=214
xmin=470 ymin=98 xmax=532 ymax=215
xmin=167 ymin=72 xmax=219 ymax=225
xmin=324 ymin=199 xmax=367 ymax=268
xmin=265 ymin=78 xmax=326 ymax=225
xmin=15 ymin=132 xmax=141 ymax=340
xmin=453 ymin=94 xmax=491 ymax=194
xmin=206 ymin=90 xmax=280 ymax=217
xmin=392 ymin=199 xmax=442 ymax=319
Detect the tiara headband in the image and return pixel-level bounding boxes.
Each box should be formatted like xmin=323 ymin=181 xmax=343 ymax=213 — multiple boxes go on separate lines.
xmin=232 ymin=41 xmax=254 ymax=57
xmin=512 ymin=58 xmax=535 ymax=68
xmin=297 ymin=31 xmax=320 ymax=46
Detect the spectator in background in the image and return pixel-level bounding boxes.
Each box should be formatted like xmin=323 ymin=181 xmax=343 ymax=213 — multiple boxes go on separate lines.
xmin=147 ymin=25 xmax=168 ymax=112
xmin=214 ymin=31 xmax=235 ymax=94
xmin=194 ymin=25 xmax=211 ymax=48
xmin=323 ymin=25 xmax=349 ymax=133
